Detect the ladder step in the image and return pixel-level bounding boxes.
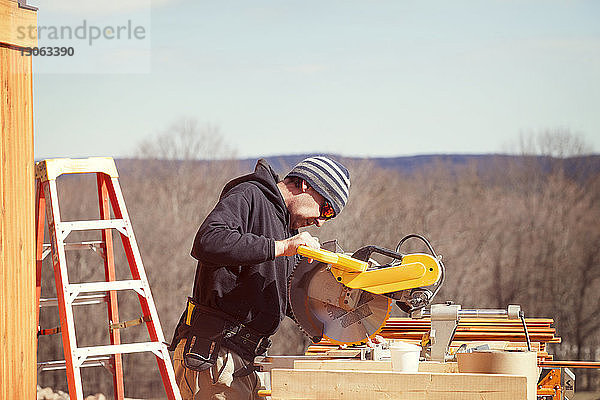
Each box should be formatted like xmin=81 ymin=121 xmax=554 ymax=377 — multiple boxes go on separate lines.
xmin=40 ymin=294 xmax=107 ymax=308
xmin=42 ymin=241 xmax=105 ymax=260
xmin=38 ymin=356 xmax=112 ymax=371
xmin=44 ymin=241 xmax=105 ymax=251
xmin=35 ymin=157 xmax=119 ymax=181
xmin=57 ymin=219 xmax=127 ymax=232
xmin=66 ymin=280 xmax=145 ymax=294
xmin=75 ymin=342 xmax=166 ymax=358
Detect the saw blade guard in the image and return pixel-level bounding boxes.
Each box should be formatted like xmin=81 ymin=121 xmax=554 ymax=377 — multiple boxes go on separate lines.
xmin=289 ymin=240 xmax=392 ymax=345
xmin=288 ymin=240 xmax=341 ymax=343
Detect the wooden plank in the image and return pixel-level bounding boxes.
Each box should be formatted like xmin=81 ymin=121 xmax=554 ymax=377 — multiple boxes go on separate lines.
xmin=384 ymin=317 xmax=555 ymax=325
xmin=294 ymin=360 xmax=392 ymax=371
xmin=294 ymin=360 xmax=460 ymax=374
xmin=270 ymin=369 xmax=527 ymax=400
xmin=539 ymin=360 xmax=600 ymax=369
xmin=315 ymin=316 xmax=561 ymax=349
xmin=418 ymin=361 xmax=459 ymax=373
xmin=307 ymin=340 xmax=555 ymax=364
xmin=0 ymin=9 xmax=37 ymax=399
xmin=0 ymin=0 xmax=37 ymax=48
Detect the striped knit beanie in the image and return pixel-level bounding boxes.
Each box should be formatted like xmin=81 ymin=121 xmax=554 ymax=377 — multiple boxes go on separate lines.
xmin=286 ymin=156 xmax=350 ymax=217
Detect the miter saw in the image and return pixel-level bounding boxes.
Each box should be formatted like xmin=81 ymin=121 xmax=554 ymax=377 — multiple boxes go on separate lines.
xmin=289 ymin=234 xmax=445 ymax=346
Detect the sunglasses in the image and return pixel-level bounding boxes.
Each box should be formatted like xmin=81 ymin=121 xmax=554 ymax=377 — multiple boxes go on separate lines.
xmin=319 ymin=200 xmax=335 ymax=220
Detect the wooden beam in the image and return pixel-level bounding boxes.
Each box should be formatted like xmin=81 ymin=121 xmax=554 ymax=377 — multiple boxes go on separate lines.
xmin=0 ymin=1 xmax=37 ymax=399
xmin=270 ymin=369 xmax=527 ymax=400
xmin=0 ymin=0 xmax=37 ymax=48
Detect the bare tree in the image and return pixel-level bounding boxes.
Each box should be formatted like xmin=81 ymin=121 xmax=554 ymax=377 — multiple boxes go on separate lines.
xmin=119 ymin=119 xmax=241 ymax=395
xmin=516 ymin=129 xmax=591 ymax=158
xmin=135 ymin=119 xmax=235 ymax=161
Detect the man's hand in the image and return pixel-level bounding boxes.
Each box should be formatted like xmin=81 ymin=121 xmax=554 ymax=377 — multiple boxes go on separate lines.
xmin=275 ymin=232 xmax=320 ymax=257
xmin=366 ymin=335 xmax=387 ymax=348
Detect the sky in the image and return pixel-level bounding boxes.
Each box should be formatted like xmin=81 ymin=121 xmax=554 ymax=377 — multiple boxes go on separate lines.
xmin=29 ymin=0 xmax=600 ymax=159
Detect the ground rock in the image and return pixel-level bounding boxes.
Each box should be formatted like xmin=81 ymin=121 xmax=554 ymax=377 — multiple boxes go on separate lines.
xmin=36 ymin=385 xmax=69 ymax=400
xmin=85 ymin=394 xmax=107 ymax=400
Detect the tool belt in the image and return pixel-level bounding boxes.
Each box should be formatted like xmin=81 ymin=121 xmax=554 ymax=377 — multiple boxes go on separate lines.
xmin=178 ymin=297 xmax=271 ymax=375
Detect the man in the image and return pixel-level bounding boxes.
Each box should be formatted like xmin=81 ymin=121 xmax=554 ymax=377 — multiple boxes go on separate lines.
xmin=169 ymin=156 xmax=351 ymax=399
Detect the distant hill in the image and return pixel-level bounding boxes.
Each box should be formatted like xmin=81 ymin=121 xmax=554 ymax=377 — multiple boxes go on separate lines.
xmin=241 ymin=154 xmax=513 ymax=173
xmin=114 ymin=153 xmax=600 ymax=182
xmin=239 ymin=153 xmax=600 ymax=179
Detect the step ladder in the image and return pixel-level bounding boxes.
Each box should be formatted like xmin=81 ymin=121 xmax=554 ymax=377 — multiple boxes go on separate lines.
xmin=35 ymin=157 xmax=181 ymax=400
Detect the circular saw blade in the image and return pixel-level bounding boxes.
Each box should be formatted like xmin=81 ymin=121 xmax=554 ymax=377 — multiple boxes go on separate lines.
xmin=308 ymin=274 xmax=392 ymax=345
xmin=288 ymin=244 xmax=391 ymax=346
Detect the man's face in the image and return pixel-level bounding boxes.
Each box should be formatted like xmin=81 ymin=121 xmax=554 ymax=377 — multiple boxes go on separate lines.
xmin=288 ymin=185 xmax=330 ymax=230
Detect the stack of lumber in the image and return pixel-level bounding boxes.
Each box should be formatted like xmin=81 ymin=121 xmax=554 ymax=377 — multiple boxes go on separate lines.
xmin=307 ymin=317 xmax=560 ymax=363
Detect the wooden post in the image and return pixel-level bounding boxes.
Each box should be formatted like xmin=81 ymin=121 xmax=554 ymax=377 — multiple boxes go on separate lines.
xmin=0 ymin=0 xmax=38 ymax=399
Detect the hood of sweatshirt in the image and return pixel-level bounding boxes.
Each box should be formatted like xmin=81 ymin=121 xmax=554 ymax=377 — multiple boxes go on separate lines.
xmin=220 ymin=159 xmax=289 ymax=226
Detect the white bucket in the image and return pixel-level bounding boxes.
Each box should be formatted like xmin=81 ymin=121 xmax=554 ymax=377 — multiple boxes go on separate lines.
xmin=390 ymin=341 xmax=421 ymax=372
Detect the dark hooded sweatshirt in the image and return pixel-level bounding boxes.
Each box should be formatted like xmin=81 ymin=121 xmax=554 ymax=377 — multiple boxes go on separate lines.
xmin=172 ymin=159 xmax=297 ymax=345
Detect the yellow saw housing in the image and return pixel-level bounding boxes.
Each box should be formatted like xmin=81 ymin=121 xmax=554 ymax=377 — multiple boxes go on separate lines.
xmin=292 ymin=239 xmax=444 ymax=346
xmin=297 ymin=246 xmax=441 ymax=295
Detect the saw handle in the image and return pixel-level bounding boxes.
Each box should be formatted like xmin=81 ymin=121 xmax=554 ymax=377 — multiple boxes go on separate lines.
xmin=297 ymin=245 xmax=368 ymax=273
xmin=351 ymin=245 xmax=403 ymax=263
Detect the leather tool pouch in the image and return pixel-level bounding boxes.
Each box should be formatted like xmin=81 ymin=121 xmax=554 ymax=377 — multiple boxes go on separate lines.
xmin=182 ymin=297 xmax=226 ymax=372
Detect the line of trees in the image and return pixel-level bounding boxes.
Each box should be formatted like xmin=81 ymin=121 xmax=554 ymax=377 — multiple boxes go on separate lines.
xmin=36 ymin=121 xmax=599 ymax=396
